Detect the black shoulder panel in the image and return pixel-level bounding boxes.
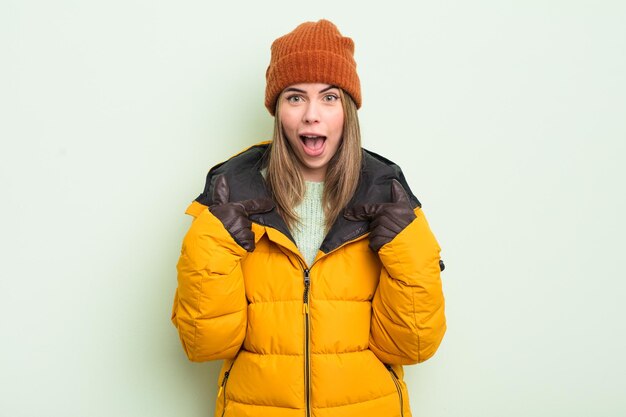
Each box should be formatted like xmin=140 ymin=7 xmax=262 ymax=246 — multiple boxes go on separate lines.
xmin=357 ymin=149 xmax=421 ymax=208
xmin=195 ymin=143 xmax=270 ymax=206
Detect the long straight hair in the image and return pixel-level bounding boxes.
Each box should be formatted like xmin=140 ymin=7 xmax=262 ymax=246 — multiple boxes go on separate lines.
xmin=265 ymin=89 xmax=362 ymax=232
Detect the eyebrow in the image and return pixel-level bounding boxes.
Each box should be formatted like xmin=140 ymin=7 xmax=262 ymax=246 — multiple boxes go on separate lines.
xmin=283 ymin=85 xmax=339 ymax=94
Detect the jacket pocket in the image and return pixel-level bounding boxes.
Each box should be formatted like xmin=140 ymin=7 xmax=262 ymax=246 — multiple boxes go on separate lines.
xmin=385 ymin=364 xmax=404 ymax=417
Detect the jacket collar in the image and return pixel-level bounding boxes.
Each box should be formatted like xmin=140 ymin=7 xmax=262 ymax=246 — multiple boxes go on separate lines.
xmin=194 ymin=143 xmax=421 ymax=255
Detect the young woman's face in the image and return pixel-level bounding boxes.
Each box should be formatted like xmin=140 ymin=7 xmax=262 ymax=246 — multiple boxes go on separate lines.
xmin=278 ymin=83 xmax=345 ymax=182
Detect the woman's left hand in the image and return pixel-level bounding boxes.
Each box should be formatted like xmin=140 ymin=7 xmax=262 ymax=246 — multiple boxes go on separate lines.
xmin=344 ymin=179 xmax=416 ymax=252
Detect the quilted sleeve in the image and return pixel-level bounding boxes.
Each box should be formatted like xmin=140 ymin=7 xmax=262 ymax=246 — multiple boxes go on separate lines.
xmin=369 ymin=207 xmax=446 ymax=365
xmin=171 ymin=204 xmax=248 ymax=362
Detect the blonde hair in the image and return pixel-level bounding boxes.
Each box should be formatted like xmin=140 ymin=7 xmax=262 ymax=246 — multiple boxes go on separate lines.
xmin=265 ymin=89 xmax=362 ymax=232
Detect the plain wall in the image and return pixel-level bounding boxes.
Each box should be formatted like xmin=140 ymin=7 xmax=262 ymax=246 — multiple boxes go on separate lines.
xmin=1 ymin=1 xmax=625 ymax=416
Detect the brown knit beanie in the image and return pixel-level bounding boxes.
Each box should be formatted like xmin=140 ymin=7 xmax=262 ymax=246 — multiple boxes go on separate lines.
xmin=265 ymin=19 xmax=361 ymax=115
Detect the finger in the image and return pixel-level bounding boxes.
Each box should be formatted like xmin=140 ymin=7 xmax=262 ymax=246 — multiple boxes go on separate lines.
xmin=239 ymin=228 xmax=256 ymax=252
xmin=344 ymin=204 xmax=383 ymax=221
xmin=371 ymin=212 xmax=403 ymax=236
xmin=212 ymin=174 xmax=230 ymax=205
xmin=229 ymin=220 xmax=256 ymax=252
xmin=240 ymin=198 xmax=275 ymax=215
xmin=390 ymin=179 xmax=411 ymax=206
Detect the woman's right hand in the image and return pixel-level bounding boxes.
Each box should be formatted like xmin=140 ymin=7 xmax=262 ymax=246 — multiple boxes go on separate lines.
xmin=209 ymin=174 xmax=274 ymax=252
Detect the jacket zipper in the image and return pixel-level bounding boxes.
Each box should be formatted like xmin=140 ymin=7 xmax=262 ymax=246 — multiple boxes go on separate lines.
xmin=385 ymin=364 xmax=404 ymax=417
xmin=218 ymin=362 xmax=235 ymax=417
xmin=303 ymin=268 xmax=312 ymax=417
xmin=294 ymin=234 xmax=369 ymax=417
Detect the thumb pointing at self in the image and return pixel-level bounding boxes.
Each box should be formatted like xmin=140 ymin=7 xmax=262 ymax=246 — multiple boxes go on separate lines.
xmin=209 ymin=174 xmax=274 ymax=252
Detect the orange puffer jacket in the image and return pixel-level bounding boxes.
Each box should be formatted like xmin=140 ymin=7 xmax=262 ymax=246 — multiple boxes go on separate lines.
xmin=171 ymin=143 xmax=446 ymax=417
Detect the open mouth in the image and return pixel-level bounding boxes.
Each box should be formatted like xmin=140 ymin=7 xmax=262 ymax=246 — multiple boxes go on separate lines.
xmin=300 ymin=135 xmax=326 ymax=155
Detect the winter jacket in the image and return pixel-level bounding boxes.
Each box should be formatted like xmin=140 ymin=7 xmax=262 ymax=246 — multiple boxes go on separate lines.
xmin=171 ymin=142 xmax=446 ymax=417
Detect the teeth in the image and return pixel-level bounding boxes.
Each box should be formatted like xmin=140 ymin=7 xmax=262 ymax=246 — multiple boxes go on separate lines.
xmin=300 ymin=134 xmax=326 ymax=151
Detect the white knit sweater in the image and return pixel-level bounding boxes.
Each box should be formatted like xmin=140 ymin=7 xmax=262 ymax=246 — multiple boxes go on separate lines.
xmin=292 ymin=181 xmax=326 ymax=266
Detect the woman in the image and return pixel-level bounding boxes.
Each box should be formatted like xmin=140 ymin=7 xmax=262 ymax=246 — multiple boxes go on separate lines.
xmin=171 ymin=19 xmax=446 ymax=417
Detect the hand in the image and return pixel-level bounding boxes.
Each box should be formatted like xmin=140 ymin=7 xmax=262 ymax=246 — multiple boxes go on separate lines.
xmin=209 ymin=174 xmax=274 ymax=252
xmin=344 ymin=179 xmax=416 ymax=252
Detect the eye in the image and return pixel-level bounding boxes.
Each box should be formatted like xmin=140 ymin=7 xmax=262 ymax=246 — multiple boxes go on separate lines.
xmin=286 ymin=94 xmax=304 ymax=103
xmin=323 ymin=94 xmax=340 ymax=102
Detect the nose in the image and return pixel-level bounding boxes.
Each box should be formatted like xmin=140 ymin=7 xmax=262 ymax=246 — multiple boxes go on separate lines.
xmin=302 ymin=101 xmax=320 ymax=124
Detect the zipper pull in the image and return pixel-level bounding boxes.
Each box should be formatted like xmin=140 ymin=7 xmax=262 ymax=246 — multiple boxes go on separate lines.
xmin=218 ymin=371 xmax=230 ymax=397
xmin=303 ymin=269 xmax=310 ymax=315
